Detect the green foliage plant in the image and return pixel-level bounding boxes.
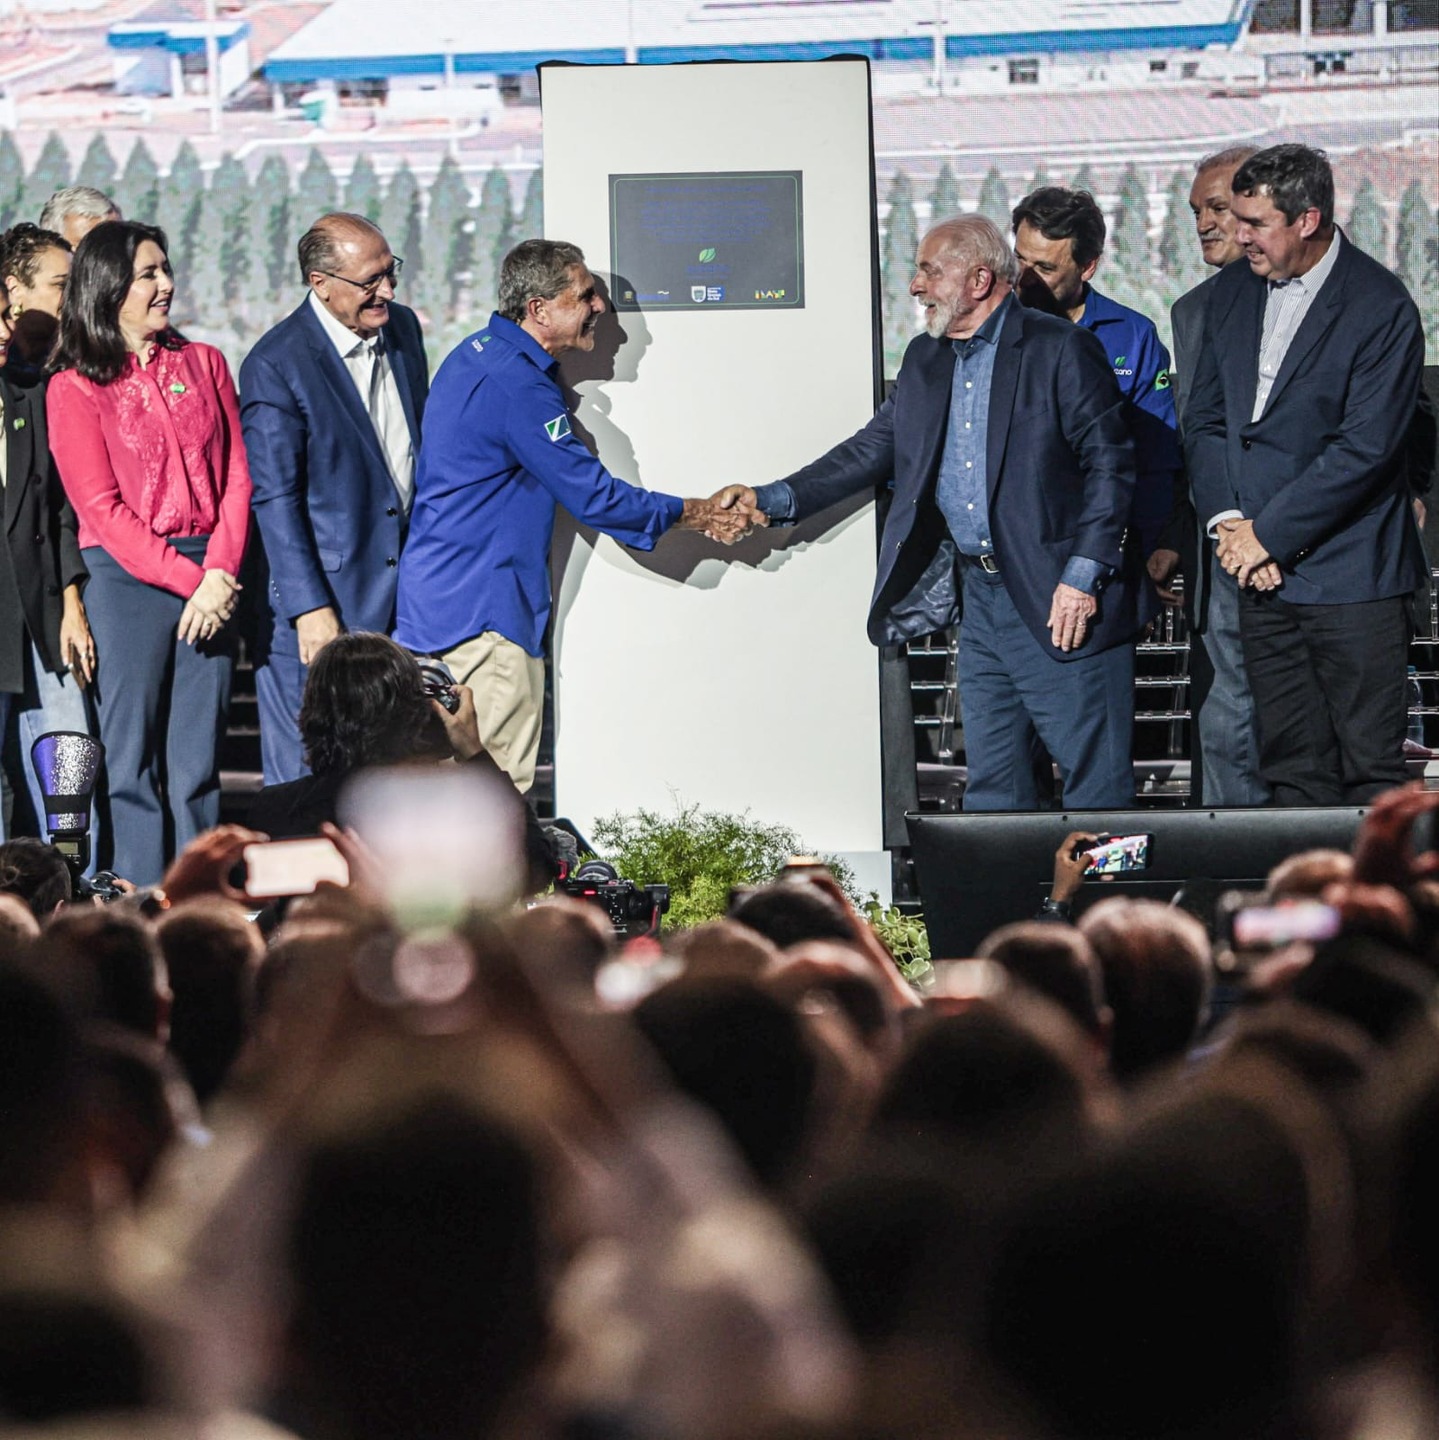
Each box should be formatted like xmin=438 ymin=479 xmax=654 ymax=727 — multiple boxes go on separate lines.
xmin=863 ymin=896 xmax=933 ymax=987
xmin=590 ymin=802 xmax=858 ymax=931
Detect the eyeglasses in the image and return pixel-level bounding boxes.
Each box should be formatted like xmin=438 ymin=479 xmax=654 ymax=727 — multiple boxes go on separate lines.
xmin=319 ymin=257 xmax=404 ymax=296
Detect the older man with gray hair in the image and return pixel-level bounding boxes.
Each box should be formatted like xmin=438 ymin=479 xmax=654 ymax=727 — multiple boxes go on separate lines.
xmin=241 ymin=211 xmax=430 ymax=783
xmin=37 ymin=186 xmax=120 ymax=248
xmin=726 ymin=215 xmax=1144 ymax=810
xmin=395 ymin=238 xmax=759 ymax=792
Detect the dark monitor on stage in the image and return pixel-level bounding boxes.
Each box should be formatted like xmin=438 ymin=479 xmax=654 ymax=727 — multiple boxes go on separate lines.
xmin=907 ymin=807 xmax=1368 ymax=959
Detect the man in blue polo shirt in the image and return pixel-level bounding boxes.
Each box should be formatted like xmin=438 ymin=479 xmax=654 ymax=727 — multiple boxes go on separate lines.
xmin=1011 ymin=187 xmax=1182 ymax=569
xmin=395 ymin=238 xmax=758 ymax=791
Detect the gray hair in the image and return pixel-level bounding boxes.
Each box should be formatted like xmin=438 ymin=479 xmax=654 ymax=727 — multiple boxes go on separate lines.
xmin=498 ymin=239 xmax=586 ymax=321
xmin=924 ymin=215 xmax=1020 ymax=286
xmin=38 ymin=185 xmax=118 ymax=232
xmin=297 ymin=213 xmax=387 ymax=285
xmin=1194 ymin=145 xmax=1260 ymax=178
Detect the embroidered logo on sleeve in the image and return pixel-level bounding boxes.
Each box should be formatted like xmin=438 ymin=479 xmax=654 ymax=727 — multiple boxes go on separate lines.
xmin=545 ymin=414 xmax=572 ymax=442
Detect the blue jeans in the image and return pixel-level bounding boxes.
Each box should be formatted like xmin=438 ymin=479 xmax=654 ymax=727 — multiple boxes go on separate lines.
xmin=0 ymin=638 xmax=99 ymax=870
xmin=1197 ymin=553 xmax=1271 ymax=807
xmin=957 ymin=564 xmax=1135 ymax=811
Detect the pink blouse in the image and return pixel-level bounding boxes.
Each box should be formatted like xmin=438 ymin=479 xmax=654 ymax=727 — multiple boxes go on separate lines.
xmin=46 ymin=340 xmax=252 ymax=598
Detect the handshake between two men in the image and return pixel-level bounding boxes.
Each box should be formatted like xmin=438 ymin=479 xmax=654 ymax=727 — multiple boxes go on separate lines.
xmin=675 ymin=485 xmax=770 ymax=545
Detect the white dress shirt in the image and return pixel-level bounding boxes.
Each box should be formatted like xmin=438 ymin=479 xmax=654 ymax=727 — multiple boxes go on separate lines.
xmin=307 ymin=290 xmax=414 ymax=509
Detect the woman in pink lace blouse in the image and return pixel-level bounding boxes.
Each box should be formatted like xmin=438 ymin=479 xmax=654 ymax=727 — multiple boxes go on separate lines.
xmin=47 ymin=221 xmax=251 ymax=883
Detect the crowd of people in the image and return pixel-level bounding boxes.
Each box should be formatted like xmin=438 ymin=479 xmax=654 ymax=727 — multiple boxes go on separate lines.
xmin=0 ymin=141 xmax=1432 ymax=877
xmin=734 ymin=141 xmax=1432 ymax=812
xmin=0 ymin=153 xmax=1435 ymax=1438
xmin=0 ymin=774 xmax=1437 ymax=1437
xmin=0 ymin=191 xmax=757 ymax=886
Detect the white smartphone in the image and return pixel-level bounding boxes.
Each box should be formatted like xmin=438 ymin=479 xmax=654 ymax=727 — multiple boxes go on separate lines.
xmin=241 ymin=837 xmax=350 ymax=898
xmin=338 ymin=764 xmax=524 ymax=925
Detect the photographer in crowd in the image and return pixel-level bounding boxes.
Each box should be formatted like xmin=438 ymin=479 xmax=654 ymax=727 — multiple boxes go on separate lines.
xmin=248 ymin=631 xmax=555 ymax=890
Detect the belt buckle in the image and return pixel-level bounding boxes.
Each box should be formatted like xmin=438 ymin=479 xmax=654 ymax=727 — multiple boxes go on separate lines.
xmin=978 ymin=553 xmax=999 ymax=575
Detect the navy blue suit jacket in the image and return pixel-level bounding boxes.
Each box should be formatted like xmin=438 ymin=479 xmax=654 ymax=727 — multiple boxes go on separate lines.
xmin=239 ymin=298 xmax=429 ymax=638
xmin=780 ymin=299 xmax=1144 ymax=660
xmin=1184 ymin=234 xmax=1426 ymax=605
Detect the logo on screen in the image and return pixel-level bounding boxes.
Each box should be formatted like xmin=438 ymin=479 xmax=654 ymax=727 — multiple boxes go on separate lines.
xmin=691 ymin=286 xmax=707 ymax=303
xmin=754 ymin=289 xmax=788 ymax=301
xmin=698 ymin=247 xmax=717 ymax=262
xmin=707 ymin=286 xmax=724 ymax=302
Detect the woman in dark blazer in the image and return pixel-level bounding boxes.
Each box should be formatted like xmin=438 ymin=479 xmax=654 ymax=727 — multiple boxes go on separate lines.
xmin=0 ymin=294 xmax=95 ymax=845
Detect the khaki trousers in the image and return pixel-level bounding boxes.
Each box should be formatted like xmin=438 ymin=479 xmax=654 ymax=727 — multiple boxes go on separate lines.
xmin=439 ymin=630 xmax=545 ymax=793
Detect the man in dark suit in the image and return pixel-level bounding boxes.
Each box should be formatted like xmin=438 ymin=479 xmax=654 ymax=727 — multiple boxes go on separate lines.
xmin=1167 ymin=145 xmax=1270 ymax=808
xmin=240 ymin=213 xmax=429 ymax=784
xmin=732 ymin=215 xmax=1143 ymax=810
xmin=0 ymin=309 xmax=94 ymax=842
xmin=1186 ymin=144 xmax=1426 ymax=804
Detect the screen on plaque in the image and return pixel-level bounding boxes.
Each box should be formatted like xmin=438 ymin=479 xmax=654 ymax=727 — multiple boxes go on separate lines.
xmin=608 ymin=170 xmax=805 ymax=311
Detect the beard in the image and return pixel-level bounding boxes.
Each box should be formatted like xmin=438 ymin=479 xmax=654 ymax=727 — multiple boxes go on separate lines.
xmin=923 ymin=293 xmax=960 ymax=339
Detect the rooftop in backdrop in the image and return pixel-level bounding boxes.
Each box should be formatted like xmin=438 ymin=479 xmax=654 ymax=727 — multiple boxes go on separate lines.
xmin=264 ymin=0 xmax=1257 ymax=85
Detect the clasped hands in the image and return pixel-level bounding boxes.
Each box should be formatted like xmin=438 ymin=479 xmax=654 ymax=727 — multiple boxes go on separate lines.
xmin=178 ymin=568 xmax=241 ymax=645
xmin=677 ymin=485 xmax=769 ymax=544
xmin=1216 ymin=518 xmax=1282 ymax=592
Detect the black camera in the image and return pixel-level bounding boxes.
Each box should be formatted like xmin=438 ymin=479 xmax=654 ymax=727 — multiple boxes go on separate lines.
xmin=561 ymin=860 xmax=670 ymax=938
xmin=417 ymin=661 xmax=461 ymax=714
xmin=77 ymin=870 xmax=126 ymax=904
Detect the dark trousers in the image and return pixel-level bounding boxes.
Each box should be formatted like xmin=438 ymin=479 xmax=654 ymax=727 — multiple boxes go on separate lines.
xmin=956 ymin=563 xmax=1134 ymax=811
xmin=85 ymin=541 xmax=233 ymax=885
xmin=255 ymin=623 xmax=308 ymax=785
xmin=1238 ymin=588 xmax=1410 ymax=805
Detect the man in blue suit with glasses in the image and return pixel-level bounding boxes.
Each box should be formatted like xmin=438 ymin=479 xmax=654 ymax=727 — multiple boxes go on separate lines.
xmin=241 ymin=213 xmax=429 ymax=783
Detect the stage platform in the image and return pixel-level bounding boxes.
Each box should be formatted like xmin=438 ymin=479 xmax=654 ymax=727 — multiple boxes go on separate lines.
xmin=907 ymin=804 xmax=1373 ymax=959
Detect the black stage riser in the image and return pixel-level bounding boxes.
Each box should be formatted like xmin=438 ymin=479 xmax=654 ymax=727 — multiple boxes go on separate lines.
xmin=908 ymin=807 xmax=1367 ymax=959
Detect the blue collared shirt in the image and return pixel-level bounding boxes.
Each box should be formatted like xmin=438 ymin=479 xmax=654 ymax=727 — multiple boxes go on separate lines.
xmin=756 ymin=300 xmax=1110 ymax=595
xmin=935 ymin=294 xmax=1008 ymax=556
xmin=1077 ymin=286 xmax=1181 ymax=555
xmin=395 ymin=314 xmax=684 ymax=657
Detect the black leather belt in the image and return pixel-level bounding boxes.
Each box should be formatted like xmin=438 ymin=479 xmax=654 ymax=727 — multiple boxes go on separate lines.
xmin=960 ymin=552 xmax=1000 ymax=574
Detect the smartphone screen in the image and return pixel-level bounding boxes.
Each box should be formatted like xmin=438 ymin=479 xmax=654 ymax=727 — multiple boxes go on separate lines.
xmin=1231 ymin=901 xmax=1341 ymax=949
xmin=242 ymin=837 xmax=350 ymax=899
xmin=339 ymin=764 xmax=524 ymax=925
xmin=1082 ymin=833 xmax=1153 ymax=875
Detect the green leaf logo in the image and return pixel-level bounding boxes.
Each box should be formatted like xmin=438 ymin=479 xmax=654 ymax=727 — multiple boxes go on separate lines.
xmin=698 ymin=247 xmax=716 ymax=263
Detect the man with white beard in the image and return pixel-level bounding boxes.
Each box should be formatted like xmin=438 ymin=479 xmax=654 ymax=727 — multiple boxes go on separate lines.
xmin=731 ymin=216 xmax=1145 ymax=809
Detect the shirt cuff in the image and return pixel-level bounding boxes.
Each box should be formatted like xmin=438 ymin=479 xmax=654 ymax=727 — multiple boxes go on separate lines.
xmin=752 ymin=480 xmax=797 ymax=524
xmin=1059 ymin=555 xmax=1113 ymax=597
xmin=1206 ymin=509 xmax=1244 ymax=539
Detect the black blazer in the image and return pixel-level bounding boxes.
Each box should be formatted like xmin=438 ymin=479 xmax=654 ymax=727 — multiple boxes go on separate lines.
xmin=0 ymin=366 xmax=87 ymax=693
xmin=780 ymin=297 xmax=1145 ymax=659
xmin=1184 ymin=232 xmax=1427 ymax=606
